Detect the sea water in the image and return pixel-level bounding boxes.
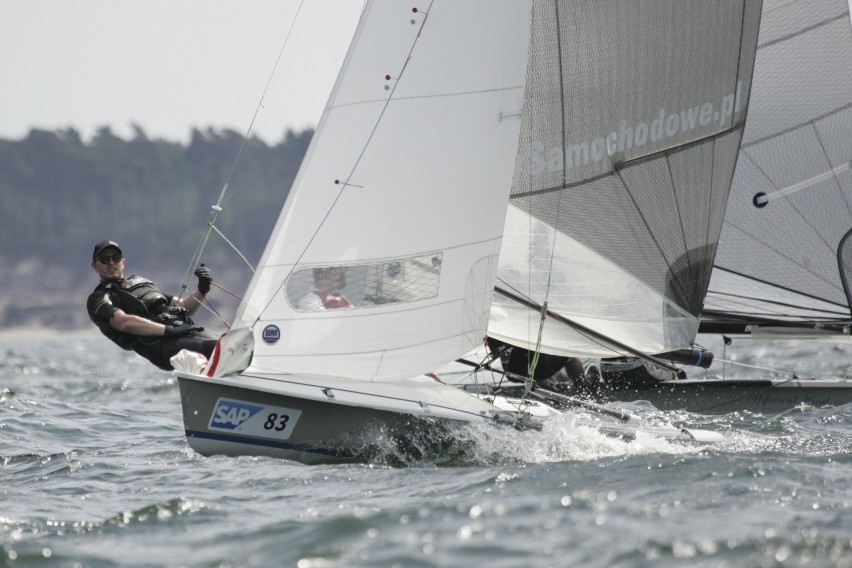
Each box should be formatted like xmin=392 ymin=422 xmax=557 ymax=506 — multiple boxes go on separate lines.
xmin=3 ymin=333 xmax=852 ymax=567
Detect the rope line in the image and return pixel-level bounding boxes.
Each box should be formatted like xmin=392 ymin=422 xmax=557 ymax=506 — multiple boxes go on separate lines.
xmin=712 ymin=357 xmax=799 ymax=377
xmin=179 ymin=0 xmax=306 ymax=301
xmin=208 ymin=224 xmax=255 ymax=273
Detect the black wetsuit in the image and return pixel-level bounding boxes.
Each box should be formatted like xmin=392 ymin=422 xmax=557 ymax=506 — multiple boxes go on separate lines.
xmin=87 ymin=275 xmax=216 ymax=370
xmin=486 ymin=337 xmax=568 ymax=380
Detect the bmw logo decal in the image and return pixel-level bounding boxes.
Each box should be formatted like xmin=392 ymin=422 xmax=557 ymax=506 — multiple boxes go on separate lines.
xmin=261 ymin=325 xmax=281 ymax=345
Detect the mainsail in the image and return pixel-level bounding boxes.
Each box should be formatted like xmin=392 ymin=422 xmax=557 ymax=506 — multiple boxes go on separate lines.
xmin=232 ymin=1 xmax=533 ymax=380
xmin=703 ymin=0 xmax=852 ymax=337
xmin=489 ymin=0 xmax=763 ymax=358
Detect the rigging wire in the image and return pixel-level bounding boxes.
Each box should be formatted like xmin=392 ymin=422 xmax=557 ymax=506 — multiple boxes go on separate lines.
xmin=520 ymin=0 xmax=570 ymax=395
xmin=509 ymin=0 xmax=547 ymax=402
xmin=524 ymin=0 xmax=570 ymax=394
xmin=178 ymin=0 xmax=307 ymax=305
xmin=712 ymin=356 xmax=799 ymax=378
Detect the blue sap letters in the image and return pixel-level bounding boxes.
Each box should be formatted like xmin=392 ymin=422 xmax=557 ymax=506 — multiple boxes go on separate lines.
xmin=210 ymin=399 xmax=265 ymax=430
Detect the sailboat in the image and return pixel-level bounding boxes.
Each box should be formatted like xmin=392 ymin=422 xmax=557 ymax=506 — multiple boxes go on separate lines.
xmin=527 ymin=0 xmax=852 ymax=414
xmin=175 ymin=0 xmax=760 ymax=463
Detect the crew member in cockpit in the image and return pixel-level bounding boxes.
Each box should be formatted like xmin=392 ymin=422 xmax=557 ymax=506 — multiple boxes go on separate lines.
xmin=297 ymin=266 xmax=353 ymax=310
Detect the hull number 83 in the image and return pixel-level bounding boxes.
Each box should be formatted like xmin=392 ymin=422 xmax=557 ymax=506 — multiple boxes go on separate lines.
xmin=208 ymin=398 xmax=303 ymax=441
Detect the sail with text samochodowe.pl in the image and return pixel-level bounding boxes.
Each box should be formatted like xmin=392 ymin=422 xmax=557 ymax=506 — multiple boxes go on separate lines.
xmin=488 ymin=1 xmax=761 ymax=361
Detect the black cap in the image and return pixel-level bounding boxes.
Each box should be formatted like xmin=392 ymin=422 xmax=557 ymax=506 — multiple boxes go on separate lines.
xmin=92 ymin=240 xmax=122 ymax=260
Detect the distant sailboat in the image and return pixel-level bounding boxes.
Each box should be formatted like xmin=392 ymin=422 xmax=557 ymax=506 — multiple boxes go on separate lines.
xmin=175 ymin=0 xmax=759 ymax=463
xmin=705 ymin=0 xmax=852 ymax=338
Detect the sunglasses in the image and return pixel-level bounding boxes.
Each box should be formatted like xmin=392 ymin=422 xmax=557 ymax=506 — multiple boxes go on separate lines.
xmin=97 ymin=253 xmax=123 ymax=264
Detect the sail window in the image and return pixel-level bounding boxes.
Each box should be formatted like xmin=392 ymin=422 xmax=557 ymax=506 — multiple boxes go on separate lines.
xmin=286 ymin=253 xmax=443 ymax=312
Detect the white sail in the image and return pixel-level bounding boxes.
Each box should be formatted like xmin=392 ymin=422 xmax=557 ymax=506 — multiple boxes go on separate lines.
xmin=232 ymin=1 xmax=532 ymax=380
xmin=489 ymin=0 xmax=763 ymax=358
xmin=704 ymin=0 xmax=852 ymax=334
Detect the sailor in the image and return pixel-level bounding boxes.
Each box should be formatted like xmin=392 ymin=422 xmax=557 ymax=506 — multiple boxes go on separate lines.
xmin=485 ymin=336 xmax=585 ymax=391
xmin=297 ymin=266 xmax=352 ymax=310
xmin=86 ymin=240 xmax=217 ymax=370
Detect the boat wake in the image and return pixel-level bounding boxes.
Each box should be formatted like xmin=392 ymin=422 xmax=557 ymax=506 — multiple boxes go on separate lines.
xmin=338 ymin=399 xmax=852 ymax=468
xmin=338 ymin=409 xmax=717 ymax=468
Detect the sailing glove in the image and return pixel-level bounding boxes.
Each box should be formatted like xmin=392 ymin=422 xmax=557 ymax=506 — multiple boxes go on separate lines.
xmin=164 ymin=324 xmax=204 ymax=338
xmin=194 ymin=265 xmax=212 ymax=295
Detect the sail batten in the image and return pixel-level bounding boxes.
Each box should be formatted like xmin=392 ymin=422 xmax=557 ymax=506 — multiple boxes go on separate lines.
xmin=510 ymin=126 xmax=748 ymax=201
xmin=740 ymin=103 xmax=852 ymax=151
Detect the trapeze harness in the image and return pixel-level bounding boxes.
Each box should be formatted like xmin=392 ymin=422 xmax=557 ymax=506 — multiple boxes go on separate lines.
xmin=88 ymin=275 xmax=193 ymax=352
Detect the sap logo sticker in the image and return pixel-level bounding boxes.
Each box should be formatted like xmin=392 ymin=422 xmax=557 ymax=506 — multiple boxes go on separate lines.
xmin=209 ymin=399 xmax=265 ymax=431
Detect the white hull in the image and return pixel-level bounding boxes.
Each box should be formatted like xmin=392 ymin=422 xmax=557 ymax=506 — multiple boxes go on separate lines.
xmin=177 ymin=371 xmax=521 ymax=464
xmin=176 ymin=370 xmax=722 ymax=464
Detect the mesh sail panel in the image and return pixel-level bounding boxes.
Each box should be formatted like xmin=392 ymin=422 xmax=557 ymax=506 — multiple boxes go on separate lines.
xmin=706 ymin=0 xmax=852 ymax=324
xmin=494 ymin=0 xmax=762 ymax=356
xmin=284 ymin=255 xmax=442 ymax=312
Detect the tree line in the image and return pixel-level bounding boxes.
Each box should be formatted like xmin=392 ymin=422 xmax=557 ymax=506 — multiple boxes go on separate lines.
xmin=1 ymin=125 xmax=312 ymax=281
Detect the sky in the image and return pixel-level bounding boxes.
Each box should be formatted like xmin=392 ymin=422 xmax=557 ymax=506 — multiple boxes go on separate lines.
xmin=5 ymin=1 xmax=851 ymax=146
xmin=1 ymin=1 xmax=365 ymax=144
